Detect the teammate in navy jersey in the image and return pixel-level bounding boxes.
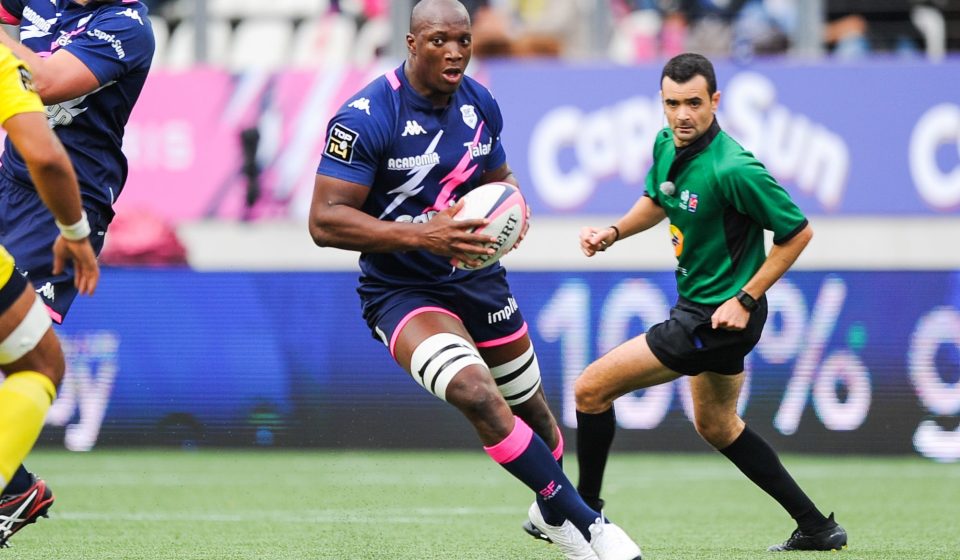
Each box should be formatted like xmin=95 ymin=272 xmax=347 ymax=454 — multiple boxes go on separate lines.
xmin=0 ymin=0 xmax=153 ymax=541
xmin=311 ymin=2 xmax=642 ymax=559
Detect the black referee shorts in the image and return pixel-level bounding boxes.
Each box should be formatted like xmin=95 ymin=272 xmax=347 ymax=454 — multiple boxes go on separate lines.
xmin=646 ymin=296 xmax=767 ymax=376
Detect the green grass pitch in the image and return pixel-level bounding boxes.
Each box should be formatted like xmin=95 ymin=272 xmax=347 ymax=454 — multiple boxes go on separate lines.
xmin=8 ymin=449 xmax=959 ymax=559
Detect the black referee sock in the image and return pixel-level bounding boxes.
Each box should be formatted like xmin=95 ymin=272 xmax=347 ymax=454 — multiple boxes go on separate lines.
xmin=576 ymin=407 xmax=616 ymax=512
xmin=719 ymin=425 xmax=829 ymax=533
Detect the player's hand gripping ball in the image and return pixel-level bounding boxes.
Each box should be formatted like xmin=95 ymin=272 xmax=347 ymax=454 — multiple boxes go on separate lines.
xmin=451 ymin=182 xmax=527 ymax=270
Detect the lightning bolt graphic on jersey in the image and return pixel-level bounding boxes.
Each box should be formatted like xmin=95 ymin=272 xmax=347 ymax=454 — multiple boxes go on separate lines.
xmin=431 ymin=122 xmax=485 ymax=211
xmin=20 ymin=19 xmax=56 ymax=40
xmin=379 ymin=130 xmax=444 ymax=219
xmin=45 ymin=81 xmax=112 ymax=128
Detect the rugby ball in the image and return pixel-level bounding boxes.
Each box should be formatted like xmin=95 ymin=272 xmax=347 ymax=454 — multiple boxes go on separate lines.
xmin=451 ymin=182 xmax=527 ymax=270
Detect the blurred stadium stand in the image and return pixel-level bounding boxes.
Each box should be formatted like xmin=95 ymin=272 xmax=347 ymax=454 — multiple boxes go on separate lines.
xmin=141 ymin=0 xmax=960 ymax=68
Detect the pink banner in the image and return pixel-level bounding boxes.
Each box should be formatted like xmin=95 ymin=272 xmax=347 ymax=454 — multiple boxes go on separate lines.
xmin=118 ymin=65 xmax=388 ymax=223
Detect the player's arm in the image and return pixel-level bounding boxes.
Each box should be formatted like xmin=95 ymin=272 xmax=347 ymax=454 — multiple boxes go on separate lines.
xmin=2 ymin=111 xmax=99 ymax=294
xmin=309 ymin=174 xmax=497 ymax=269
xmin=478 ymin=162 xmax=516 ymax=188
xmin=0 ymin=33 xmax=99 ymax=105
xmin=580 ymin=195 xmax=666 ymax=257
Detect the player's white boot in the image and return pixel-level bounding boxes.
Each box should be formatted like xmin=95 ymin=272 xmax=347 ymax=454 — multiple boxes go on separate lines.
xmin=588 ymin=518 xmax=642 ymax=560
xmin=527 ymin=502 xmax=599 ymax=560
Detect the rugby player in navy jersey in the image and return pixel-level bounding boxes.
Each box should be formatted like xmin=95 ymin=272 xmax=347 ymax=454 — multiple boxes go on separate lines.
xmin=0 ymin=0 xmax=153 ymax=541
xmin=311 ymin=1 xmax=642 ymax=559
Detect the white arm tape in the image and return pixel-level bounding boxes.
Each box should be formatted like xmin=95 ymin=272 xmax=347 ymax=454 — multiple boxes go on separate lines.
xmin=56 ymin=210 xmax=91 ymax=241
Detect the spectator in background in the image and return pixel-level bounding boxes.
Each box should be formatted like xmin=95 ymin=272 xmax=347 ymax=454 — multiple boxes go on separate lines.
xmin=825 ymin=0 xmax=925 ymax=57
xmin=471 ymin=3 xmax=516 ymax=57
xmin=610 ymin=0 xmax=793 ymax=62
xmin=510 ymin=0 xmax=593 ymax=58
xmin=141 ymin=0 xmax=173 ymax=16
xmin=471 ymin=0 xmax=593 ymax=59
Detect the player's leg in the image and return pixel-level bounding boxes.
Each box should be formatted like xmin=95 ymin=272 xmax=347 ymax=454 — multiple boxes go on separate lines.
xmin=478 ymin=336 xmax=562 ymax=500
xmin=574 ymin=333 xmax=681 ymax=511
xmin=394 ymin=312 xmax=597 ymax=527
xmin=0 ymin=188 xmax=106 ymax=500
xmin=0 ymin=258 xmax=64 ymax=546
xmin=393 ymin=311 xmax=641 ymax=559
xmin=480 ymin=336 xmax=598 ymax=559
xmin=690 ymin=372 xmax=847 ymax=551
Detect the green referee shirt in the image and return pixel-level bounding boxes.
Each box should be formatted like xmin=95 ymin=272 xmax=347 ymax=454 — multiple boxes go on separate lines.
xmin=644 ymin=120 xmax=808 ymax=305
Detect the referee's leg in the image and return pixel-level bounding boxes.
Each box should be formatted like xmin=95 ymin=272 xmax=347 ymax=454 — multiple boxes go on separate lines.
xmin=691 ymin=372 xmax=835 ymax=536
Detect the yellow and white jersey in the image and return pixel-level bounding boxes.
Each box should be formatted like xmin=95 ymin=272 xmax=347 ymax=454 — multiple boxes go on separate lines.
xmin=0 ymin=44 xmax=43 ymax=126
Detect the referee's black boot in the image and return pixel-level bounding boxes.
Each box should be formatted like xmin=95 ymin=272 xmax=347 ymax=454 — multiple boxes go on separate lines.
xmin=768 ymin=513 xmax=848 ymax=552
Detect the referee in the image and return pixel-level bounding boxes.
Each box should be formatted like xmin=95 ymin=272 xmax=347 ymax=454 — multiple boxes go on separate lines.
xmin=573 ymin=53 xmax=847 ymax=553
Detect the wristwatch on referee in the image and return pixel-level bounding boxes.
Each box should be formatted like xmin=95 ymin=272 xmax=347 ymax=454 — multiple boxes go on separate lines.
xmin=735 ymin=289 xmax=759 ymax=312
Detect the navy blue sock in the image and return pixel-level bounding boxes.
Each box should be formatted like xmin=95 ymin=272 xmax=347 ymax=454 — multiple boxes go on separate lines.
xmin=486 ymin=417 xmax=599 ymax=539
xmin=536 ymin=428 xmax=565 ymax=526
xmin=3 ymin=465 xmax=33 ymax=495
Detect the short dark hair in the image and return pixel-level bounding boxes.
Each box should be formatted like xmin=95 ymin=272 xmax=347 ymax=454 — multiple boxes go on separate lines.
xmin=661 ymin=53 xmax=717 ymax=95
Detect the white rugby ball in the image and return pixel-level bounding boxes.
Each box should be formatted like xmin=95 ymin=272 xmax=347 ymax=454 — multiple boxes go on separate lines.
xmin=451 ymin=182 xmax=527 ymax=270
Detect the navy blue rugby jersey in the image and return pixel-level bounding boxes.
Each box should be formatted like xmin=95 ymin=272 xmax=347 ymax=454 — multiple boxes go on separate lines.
xmin=0 ymin=0 xmax=153 ymax=216
xmin=317 ymin=62 xmax=509 ymax=286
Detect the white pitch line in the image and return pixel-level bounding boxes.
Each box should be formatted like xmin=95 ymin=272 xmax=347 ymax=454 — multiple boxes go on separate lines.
xmin=53 ymin=506 xmax=522 ymax=524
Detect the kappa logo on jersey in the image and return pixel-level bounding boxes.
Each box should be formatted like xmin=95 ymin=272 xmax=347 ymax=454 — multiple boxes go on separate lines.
xmin=348 ymin=97 xmax=371 ymax=115
xmin=460 ymin=105 xmax=477 ymax=129
xmin=117 ymin=8 xmax=144 ymax=25
xmin=325 ymin=123 xmax=359 ymax=163
xmin=401 ymin=120 xmax=427 ymax=136
xmin=36 ymin=282 xmax=55 ymax=302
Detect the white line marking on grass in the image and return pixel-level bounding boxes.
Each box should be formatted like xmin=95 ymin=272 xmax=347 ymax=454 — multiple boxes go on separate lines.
xmin=54 ymin=506 xmax=521 ymax=524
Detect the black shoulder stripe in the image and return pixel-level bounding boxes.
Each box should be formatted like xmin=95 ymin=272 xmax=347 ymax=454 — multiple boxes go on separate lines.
xmin=773 ymin=218 xmax=809 ymax=245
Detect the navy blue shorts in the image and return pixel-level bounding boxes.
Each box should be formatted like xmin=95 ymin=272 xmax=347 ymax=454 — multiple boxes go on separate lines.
xmin=0 ymin=246 xmax=29 ymax=315
xmin=359 ymin=268 xmax=527 ymax=359
xmin=646 ymin=296 xmax=767 ymax=376
xmin=0 ymin=178 xmax=109 ymax=323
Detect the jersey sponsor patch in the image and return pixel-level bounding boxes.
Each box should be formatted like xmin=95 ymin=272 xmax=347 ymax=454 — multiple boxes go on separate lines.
xmin=679 ymin=189 xmax=699 ymax=213
xmin=670 ymin=224 xmax=684 ymax=258
xmin=325 ymin=123 xmax=359 ymax=163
